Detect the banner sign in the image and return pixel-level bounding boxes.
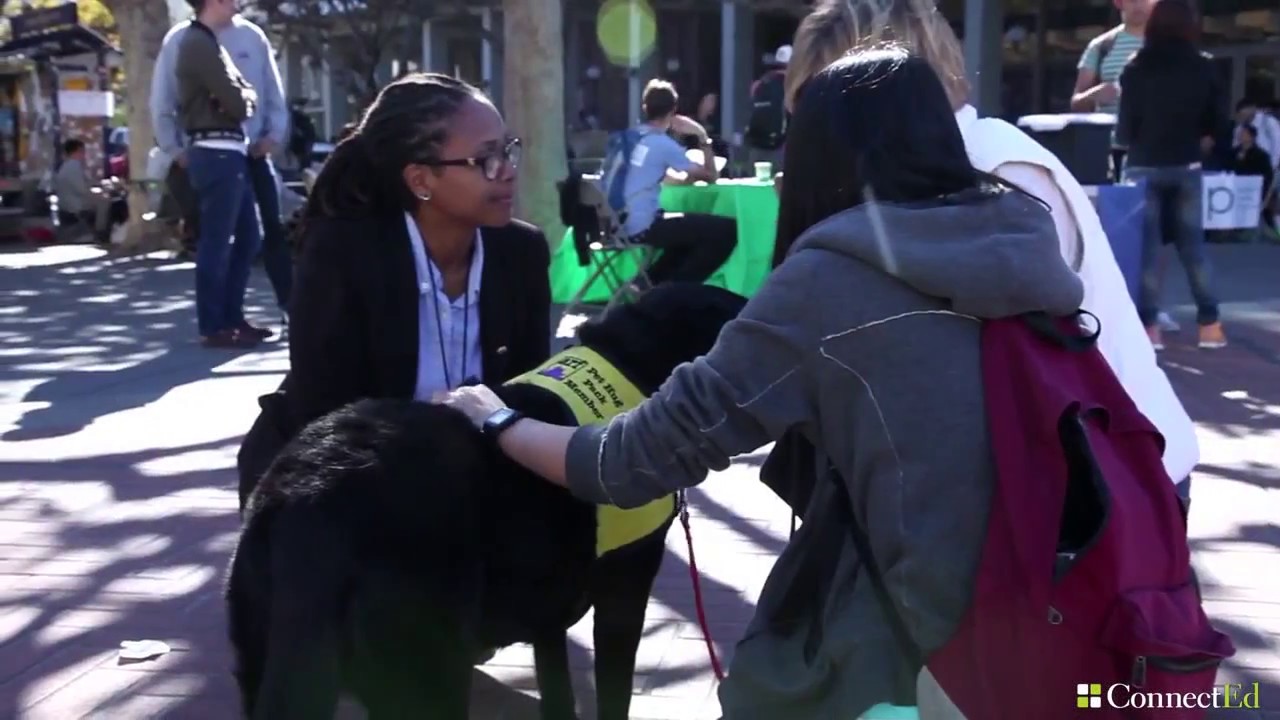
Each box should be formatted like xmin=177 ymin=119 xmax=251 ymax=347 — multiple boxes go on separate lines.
xmin=10 ymin=4 xmax=80 ymax=41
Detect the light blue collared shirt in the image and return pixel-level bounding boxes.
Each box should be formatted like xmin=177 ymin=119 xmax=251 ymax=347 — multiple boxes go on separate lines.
xmin=405 ymin=214 xmax=485 ymax=398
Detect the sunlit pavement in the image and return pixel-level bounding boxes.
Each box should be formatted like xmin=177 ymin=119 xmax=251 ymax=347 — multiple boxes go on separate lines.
xmin=0 ymin=243 xmax=1277 ymax=719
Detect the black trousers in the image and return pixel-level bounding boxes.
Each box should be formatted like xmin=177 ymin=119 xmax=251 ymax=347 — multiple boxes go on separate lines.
xmin=638 ymin=212 xmax=737 ymax=286
xmin=1110 ymin=148 xmax=1127 ymax=183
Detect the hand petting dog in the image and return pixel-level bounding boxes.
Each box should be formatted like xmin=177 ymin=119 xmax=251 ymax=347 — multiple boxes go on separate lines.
xmin=433 ymin=384 xmax=507 ymax=428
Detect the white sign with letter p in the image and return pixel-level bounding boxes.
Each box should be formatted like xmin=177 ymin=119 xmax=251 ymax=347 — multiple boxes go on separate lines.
xmin=1203 ymin=173 xmax=1263 ymax=231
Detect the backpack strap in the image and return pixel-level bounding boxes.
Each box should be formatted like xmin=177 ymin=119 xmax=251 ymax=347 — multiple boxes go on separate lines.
xmin=1094 ymin=27 xmax=1120 ymax=77
xmin=829 ymin=470 xmax=925 ymax=703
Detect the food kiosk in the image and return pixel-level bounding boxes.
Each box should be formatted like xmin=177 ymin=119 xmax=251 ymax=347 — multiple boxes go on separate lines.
xmin=0 ymin=3 xmax=119 ymax=238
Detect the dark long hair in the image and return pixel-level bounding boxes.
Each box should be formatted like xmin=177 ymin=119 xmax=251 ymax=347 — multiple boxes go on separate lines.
xmin=1139 ymin=0 xmax=1201 ymax=54
xmin=773 ymin=45 xmax=983 ymax=267
xmin=303 ymin=73 xmax=483 ymax=220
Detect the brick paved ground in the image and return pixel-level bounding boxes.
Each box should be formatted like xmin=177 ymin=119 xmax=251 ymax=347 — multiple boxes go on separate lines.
xmin=0 ymin=243 xmax=1276 ymax=719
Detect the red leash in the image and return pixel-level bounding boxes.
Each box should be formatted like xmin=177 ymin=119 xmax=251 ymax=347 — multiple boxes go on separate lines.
xmin=677 ymin=490 xmax=727 ymax=681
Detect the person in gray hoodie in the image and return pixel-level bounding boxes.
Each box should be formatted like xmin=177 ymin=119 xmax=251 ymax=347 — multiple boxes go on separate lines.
xmin=439 ymin=47 xmax=1084 ymax=719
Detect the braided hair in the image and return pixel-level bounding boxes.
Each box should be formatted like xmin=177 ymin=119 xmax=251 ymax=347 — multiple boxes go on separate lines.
xmin=303 ymin=73 xmax=483 ymax=221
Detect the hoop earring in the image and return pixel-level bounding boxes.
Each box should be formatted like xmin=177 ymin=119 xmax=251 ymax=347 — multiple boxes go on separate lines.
xmin=416 ymin=190 xmax=432 ymax=202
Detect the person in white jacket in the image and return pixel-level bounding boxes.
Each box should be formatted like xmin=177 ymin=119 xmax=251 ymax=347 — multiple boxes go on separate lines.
xmin=785 ymin=0 xmax=1199 ymax=493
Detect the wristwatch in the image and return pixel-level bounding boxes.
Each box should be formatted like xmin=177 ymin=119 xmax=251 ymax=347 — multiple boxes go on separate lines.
xmin=481 ymin=407 xmax=525 ymax=440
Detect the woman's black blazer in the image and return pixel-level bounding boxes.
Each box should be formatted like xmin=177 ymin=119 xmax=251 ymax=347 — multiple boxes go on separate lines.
xmin=285 ymin=212 xmax=553 ymax=428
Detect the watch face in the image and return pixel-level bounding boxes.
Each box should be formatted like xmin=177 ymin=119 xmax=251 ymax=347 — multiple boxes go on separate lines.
xmin=485 ymin=408 xmax=519 ymax=436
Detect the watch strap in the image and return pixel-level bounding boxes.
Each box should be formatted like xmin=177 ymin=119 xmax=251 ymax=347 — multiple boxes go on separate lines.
xmin=482 ymin=408 xmax=524 ymax=439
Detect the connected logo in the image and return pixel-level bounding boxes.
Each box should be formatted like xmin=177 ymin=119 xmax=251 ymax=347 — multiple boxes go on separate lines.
xmin=1077 ymin=684 xmax=1103 ymax=709
xmin=1076 ymin=682 xmax=1261 ymax=711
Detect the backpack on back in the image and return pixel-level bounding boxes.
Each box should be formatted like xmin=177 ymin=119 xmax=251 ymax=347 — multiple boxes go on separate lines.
xmin=845 ymin=312 xmax=1234 ymax=719
xmin=925 ymin=312 xmax=1234 ymax=718
xmin=745 ymin=71 xmax=787 ymax=151
xmin=600 ymin=127 xmax=645 ymax=224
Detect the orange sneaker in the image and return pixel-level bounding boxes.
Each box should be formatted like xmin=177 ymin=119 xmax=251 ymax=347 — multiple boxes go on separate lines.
xmin=1146 ymin=325 xmax=1164 ymax=351
xmin=1197 ymin=322 xmax=1227 ymax=349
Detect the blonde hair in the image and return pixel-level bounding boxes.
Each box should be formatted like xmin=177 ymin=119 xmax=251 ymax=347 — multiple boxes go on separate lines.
xmin=785 ymin=0 xmax=970 ymax=113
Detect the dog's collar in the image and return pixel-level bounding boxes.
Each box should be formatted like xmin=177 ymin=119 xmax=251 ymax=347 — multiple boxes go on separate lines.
xmin=505 ymin=346 xmax=646 ymax=423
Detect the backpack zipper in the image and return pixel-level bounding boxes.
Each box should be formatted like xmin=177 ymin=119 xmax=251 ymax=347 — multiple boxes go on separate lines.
xmin=1132 ymin=656 xmax=1147 ymax=687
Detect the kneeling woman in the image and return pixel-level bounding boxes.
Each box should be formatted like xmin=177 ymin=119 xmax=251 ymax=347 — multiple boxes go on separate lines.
xmin=238 ymin=74 xmax=551 ymax=505
xmin=440 ymin=48 xmax=1082 ymax=718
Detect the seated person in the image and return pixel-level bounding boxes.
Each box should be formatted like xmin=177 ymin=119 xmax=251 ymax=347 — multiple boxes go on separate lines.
xmin=53 ymin=139 xmax=109 ymax=241
xmin=681 ymin=91 xmax=730 ymax=159
xmin=620 ymin=80 xmax=737 ymax=286
xmin=1234 ymin=124 xmax=1275 ymax=231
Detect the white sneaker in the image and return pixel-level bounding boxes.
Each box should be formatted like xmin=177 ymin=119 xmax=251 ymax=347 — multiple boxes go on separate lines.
xmin=1157 ymin=312 xmax=1180 ymax=333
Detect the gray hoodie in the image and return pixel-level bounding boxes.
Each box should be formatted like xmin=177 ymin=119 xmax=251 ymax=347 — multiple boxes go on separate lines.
xmin=564 ymin=189 xmax=1083 ymax=718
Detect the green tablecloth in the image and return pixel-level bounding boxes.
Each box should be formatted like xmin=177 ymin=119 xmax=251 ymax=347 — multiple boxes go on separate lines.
xmin=550 ymin=179 xmax=779 ymax=303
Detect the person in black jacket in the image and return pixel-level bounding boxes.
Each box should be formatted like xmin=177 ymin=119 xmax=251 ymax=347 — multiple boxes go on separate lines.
xmin=236 ymin=73 xmax=551 ymax=509
xmin=1117 ymin=0 xmax=1227 ymax=350
xmin=1234 ymin=124 xmax=1276 ymax=232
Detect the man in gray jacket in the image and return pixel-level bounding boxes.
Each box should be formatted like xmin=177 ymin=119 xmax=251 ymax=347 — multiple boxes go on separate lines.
xmin=152 ymin=0 xmax=291 ymax=335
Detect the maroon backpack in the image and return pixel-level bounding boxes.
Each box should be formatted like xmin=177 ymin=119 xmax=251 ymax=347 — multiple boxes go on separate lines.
xmin=926 ymin=312 xmax=1236 ymax=718
xmin=840 ymin=312 xmax=1235 ymax=718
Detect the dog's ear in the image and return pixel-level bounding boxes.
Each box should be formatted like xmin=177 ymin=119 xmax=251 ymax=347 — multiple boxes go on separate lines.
xmin=576 ymin=284 xmax=748 ymax=394
xmin=576 ymin=301 xmax=656 ymax=360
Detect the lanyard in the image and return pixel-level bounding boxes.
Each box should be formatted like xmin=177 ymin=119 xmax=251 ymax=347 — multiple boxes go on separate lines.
xmin=422 ymin=243 xmax=469 ymax=390
xmin=407 ymin=216 xmax=476 ymax=391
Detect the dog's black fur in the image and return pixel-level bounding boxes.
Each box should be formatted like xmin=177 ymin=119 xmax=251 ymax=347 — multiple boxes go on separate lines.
xmin=226 ymin=283 xmax=747 ymax=719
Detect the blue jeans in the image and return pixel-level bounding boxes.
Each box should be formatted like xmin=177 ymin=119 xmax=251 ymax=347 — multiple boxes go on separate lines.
xmin=1124 ymin=166 xmax=1219 ymax=327
xmin=248 ymin=155 xmax=292 ymax=309
xmin=187 ymin=147 xmax=262 ymax=336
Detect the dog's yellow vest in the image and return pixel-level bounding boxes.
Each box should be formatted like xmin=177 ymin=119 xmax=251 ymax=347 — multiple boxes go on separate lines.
xmin=505 ymin=346 xmax=676 ymax=557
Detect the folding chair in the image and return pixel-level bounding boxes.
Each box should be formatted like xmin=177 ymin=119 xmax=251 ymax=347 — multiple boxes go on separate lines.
xmin=557 ymin=172 xmax=656 ymax=319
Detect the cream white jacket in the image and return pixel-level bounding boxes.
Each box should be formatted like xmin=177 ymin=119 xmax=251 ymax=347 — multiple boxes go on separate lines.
xmin=955 ymin=105 xmax=1199 ymax=482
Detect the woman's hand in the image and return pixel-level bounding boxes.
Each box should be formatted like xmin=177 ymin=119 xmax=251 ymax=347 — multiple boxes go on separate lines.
xmin=435 ymin=385 xmax=574 ymax=489
xmin=433 ymin=384 xmax=508 ymax=430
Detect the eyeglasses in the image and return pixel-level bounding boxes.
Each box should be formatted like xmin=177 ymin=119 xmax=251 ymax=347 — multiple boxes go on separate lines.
xmin=425 ymin=138 xmax=522 ymax=181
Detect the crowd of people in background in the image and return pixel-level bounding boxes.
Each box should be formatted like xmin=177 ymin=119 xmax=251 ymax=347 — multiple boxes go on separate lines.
xmin=149 ymin=0 xmax=292 ymax=349
xmin=36 ymin=0 xmax=1273 ymax=359
xmin=1114 ymin=0 xmax=1227 ymax=350
xmin=1062 ymin=0 xmax=1278 ymax=350
xmin=23 ymin=0 xmax=1251 ymax=715
xmin=1071 ymin=0 xmax=1278 ymax=234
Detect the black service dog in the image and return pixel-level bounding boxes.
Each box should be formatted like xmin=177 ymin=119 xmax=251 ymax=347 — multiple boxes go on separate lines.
xmin=226 ymin=283 xmax=747 ymax=719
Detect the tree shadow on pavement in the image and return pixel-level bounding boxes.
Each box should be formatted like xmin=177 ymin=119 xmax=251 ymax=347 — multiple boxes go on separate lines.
xmin=0 ymin=441 xmax=243 ymax=717
xmin=1 ymin=248 xmax=283 ymax=442
xmin=0 ymin=450 xmax=741 ymax=718
xmin=1165 ymin=257 xmax=1280 ymax=720
xmin=1191 ymin=519 xmax=1280 ymax=720
xmin=0 ymin=438 xmax=558 ymax=718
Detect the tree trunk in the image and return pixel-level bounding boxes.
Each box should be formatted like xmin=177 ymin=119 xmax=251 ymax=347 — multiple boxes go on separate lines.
xmin=502 ymin=0 xmax=566 ymax=251
xmin=105 ymin=0 xmax=171 ymax=250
